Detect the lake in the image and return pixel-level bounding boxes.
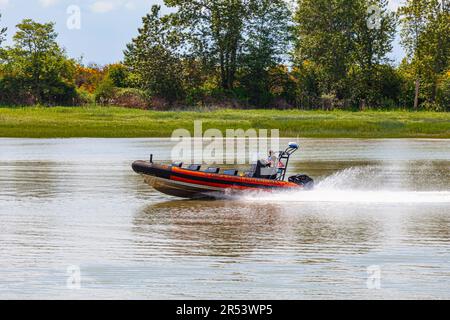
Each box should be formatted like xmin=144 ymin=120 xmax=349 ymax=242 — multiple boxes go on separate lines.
xmin=0 ymin=138 xmax=449 ymax=299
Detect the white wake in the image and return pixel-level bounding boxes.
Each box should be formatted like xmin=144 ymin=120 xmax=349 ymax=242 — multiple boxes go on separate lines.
xmin=239 ymin=167 xmax=450 ymax=204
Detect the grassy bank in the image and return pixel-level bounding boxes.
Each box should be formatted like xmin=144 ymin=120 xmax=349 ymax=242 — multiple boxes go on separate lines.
xmin=0 ymin=106 xmax=449 ymax=138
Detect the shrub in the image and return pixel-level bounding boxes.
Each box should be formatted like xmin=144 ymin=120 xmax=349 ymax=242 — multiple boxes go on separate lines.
xmin=0 ymin=75 xmax=36 ymax=105
xmin=436 ymin=71 xmax=450 ymax=112
xmin=105 ymin=64 xmax=129 ymax=88
xmin=113 ymin=88 xmax=148 ymax=109
xmin=41 ymin=80 xmax=78 ymax=105
xmin=76 ymin=87 xmax=95 ymax=105
xmin=291 ymin=62 xmax=322 ymax=109
xmin=149 ymin=96 xmax=171 ymax=110
xmin=319 ymin=93 xmax=340 ymax=111
xmin=94 ymin=77 xmax=116 ymax=104
xmin=0 ymin=75 xmax=78 ymax=105
xmin=75 ymin=64 xmax=104 ymax=93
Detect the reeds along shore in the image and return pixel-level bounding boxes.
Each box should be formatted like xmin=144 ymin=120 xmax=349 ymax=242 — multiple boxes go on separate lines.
xmin=0 ymin=106 xmax=449 ymax=138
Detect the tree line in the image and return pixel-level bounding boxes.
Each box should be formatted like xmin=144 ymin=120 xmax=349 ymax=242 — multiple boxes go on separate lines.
xmin=0 ymin=0 xmax=449 ymax=111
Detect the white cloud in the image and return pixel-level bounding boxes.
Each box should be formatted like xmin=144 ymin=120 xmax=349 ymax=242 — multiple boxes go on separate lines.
xmin=90 ymin=0 xmax=138 ymax=14
xmin=0 ymin=0 xmax=9 ymax=9
xmin=124 ymin=1 xmax=135 ymax=10
xmin=39 ymin=0 xmax=59 ymax=7
xmin=90 ymin=1 xmax=117 ymax=13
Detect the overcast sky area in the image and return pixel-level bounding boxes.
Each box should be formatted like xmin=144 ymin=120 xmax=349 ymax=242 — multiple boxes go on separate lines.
xmin=0 ymin=0 xmax=406 ymax=66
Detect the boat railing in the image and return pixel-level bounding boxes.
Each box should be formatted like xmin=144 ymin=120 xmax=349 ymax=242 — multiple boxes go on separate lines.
xmin=275 ymin=143 xmax=299 ymax=181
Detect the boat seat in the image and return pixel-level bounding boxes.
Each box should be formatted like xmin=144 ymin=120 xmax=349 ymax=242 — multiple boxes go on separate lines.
xmin=205 ymin=167 xmax=220 ymax=174
xmin=253 ymin=160 xmax=277 ymax=179
xmin=187 ymin=164 xmax=201 ymax=171
xmin=171 ymin=162 xmax=183 ymax=168
xmin=245 ymin=164 xmax=257 ymax=177
xmin=223 ymin=169 xmax=238 ymax=176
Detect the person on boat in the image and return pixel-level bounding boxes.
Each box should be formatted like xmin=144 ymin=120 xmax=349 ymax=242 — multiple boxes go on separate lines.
xmin=268 ymin=150 xmax=277 ymax=167
xmin=268 ymin=150 xmax=286 ymax=179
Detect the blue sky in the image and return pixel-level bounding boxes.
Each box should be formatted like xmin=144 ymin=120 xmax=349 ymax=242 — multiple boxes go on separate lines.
xmin=0 ymin=0 xmax=406 ymax=66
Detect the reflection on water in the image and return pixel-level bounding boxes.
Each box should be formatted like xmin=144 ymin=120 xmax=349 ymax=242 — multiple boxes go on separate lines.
xmin=0 ymin=161 xmax=59 ymax=198
xmin=134 ymin=201 xmax=382 ymax=260
xmin=0 ymin=138 xmax=449 ymax=299
xmin=135 ymin=201 xmax=287 ymax=258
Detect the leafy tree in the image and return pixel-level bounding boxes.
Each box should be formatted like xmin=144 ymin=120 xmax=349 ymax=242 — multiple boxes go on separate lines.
xmin=94 ymin=76 xmax=116 ymax=104
xmin=292 ymin=61 xmax=323 ymax=109
xmin=294 ymin=0 xmax=397 ymax=108
xmin=74 ymin=64 xmax=104 ymax=93
xmin=266 ymin=65 xmax=297 ymax=107
xmin=399 ymin=0 xmax=449 ymax=109
xmin=294 ymin=0 xmax=361 ymax=99
xmin=1 ymin=19 xmax=76 ymax=104
xmin=240 ymin=0 xmax=292 ymax=105
xmin=165 ymin=0 xmax=248 ymax=90
xmin=0 ymin=13 xmax=6 ymax=47
xmin=124 ymin=5 xmax=184 ymax=103
xmin=0 ymin=13 xmax=7 ymax=66
xmin=420 ymin=0 xmax=450 ymax=104
xmin=399 ymin=0 xmax=438 ymax=109
xmin=436 ymin=69 xmax=450 ymax=111
xmin=354 ymin=0 xmax=396 ymax=67
xmin=352 ymin=0 xmax=397 ymax=108
xmin=105 ymin=63 xmax=129 ymax=88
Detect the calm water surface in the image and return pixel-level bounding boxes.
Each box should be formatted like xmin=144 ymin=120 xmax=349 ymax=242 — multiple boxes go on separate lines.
xmin=0 ymin=138 xmax=449 ymax=299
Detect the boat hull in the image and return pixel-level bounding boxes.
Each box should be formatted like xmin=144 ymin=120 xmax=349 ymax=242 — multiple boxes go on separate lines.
xmin=132 ymin=161 xmax=303 ymax=199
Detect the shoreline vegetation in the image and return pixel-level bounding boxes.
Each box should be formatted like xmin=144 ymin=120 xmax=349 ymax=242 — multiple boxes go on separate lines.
xmin=0 ymin=106 xmax=449 ymax=139
xmin=1 ymin=2 xmax=449 ymax=112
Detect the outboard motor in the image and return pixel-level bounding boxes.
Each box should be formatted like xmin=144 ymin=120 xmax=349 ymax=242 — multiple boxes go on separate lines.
xmin=289 ymin=174 xmax=314 ymax=190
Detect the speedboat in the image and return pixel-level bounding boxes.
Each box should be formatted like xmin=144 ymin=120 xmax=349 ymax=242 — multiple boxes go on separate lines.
xmin=132 ymin=142 xmax=314 ymax=199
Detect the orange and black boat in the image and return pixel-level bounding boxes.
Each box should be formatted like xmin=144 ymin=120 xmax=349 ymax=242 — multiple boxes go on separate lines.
xmin=132 ymin=143 xmax=314 ymax=199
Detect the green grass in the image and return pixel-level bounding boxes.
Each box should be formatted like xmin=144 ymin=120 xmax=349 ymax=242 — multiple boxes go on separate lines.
xmin=0 ymin=105 xmax=449 ymax=138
